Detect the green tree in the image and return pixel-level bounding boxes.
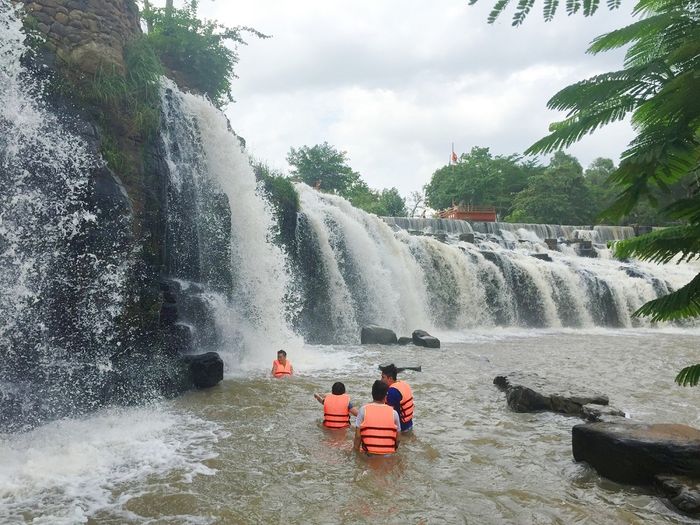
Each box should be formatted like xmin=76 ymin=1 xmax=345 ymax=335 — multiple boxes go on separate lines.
xmin=376 ymin=188 xmax=408 ymax=217
xmin=471 ymin=0 xmax=700 ymax=386
xmin=507 ymin=151 xmax=596 ymax=224
xmin=424 ymin=146 xmax=540 ymax=216
xmin=141 ymin=0 xmax=267 ymax=107
xmin=287 ymin=142 xmax=359 ymax=194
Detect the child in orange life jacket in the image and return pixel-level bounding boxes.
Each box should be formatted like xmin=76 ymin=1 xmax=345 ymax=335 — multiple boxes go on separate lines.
xmin=314 ymin=382 xmax=359 ymax=429
xmin=354 ymin=380 xmax=400 ymax=455
xmin=271 ymin=349 xmax=293 ymax=378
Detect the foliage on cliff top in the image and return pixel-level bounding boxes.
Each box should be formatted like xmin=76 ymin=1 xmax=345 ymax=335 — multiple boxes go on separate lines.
xmin=287 ymin=142 xmax=407 ymax=216
xmin=141 ymin=0 xmax=268 ymax=107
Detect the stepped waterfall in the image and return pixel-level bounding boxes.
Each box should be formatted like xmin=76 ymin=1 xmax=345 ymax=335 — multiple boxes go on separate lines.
xmin=294 ymin=186 xmax=695 ymax=342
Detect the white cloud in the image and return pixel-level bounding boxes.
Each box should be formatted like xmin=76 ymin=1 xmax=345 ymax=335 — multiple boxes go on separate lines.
xmin=171 ymin=0 xmax=637 ymax=196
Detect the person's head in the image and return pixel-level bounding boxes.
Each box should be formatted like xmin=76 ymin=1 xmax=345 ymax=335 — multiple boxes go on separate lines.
xmin=380 ymin=364 xmax=398 ymax=384
xmin=276 ymin=349 xmax=287 ymax=363
xmin=371 ymin=380 xmax=389 ymax=402
xmin=331 ymin=382 xmax=346 ymax=395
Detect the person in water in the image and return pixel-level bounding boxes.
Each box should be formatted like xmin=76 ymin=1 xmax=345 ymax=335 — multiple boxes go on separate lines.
xmin=271 ymin=349 xmax=293 ymax=378
xmin=354 ymin=380 xmax=400 ymax=455
xmin=380 ymin=364 xmax=414 ymax=432
xmin=314 ymin=382 xmax=359 ymax=429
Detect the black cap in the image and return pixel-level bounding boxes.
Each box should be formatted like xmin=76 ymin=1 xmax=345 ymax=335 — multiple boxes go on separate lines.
xmin=379 ymin=363 xmax=397 ymax=375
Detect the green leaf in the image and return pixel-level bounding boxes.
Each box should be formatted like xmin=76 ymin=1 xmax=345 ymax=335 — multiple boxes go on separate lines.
xmin=676 ymin=364 xmax=700 ymax=387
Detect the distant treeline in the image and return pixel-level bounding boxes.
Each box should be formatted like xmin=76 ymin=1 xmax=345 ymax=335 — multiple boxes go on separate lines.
xmin=425 ymin=147 xmax=685 ymax=226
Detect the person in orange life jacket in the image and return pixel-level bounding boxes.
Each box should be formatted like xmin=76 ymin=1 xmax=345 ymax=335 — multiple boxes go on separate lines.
xmin=314 ymin=382 xmax=359 ymax=429
xmin=380 ymin=364 xmax=414 ymax=432
xmin=354 ymin=380 xmax=400 ymax=455
xmin=271 ymin=349 xmax=293 ymax=378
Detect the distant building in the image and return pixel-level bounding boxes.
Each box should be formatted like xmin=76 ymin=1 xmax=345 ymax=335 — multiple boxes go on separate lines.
xmin=438 ymin=204 xmax=497 ymax=222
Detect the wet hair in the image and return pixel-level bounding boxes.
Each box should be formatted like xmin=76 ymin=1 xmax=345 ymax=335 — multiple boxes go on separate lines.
xmin=379 ymin=364 xmax=397 ymax=380
xmin=331 ymin=382 xmax=346 ymax=395
xmin=371 ymin=380 xmax=389 ymax=401
xmin=277 ymin=349 xmax=287 ymax=357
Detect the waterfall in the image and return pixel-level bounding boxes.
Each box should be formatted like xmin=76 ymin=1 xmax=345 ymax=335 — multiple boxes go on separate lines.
xmin=0 ymin=3 xmax=132 ymax=429
xmin=159 ymin=80 xmax=300 ymax=370
xmin=296 ymin=189 xmax=697 ymax=340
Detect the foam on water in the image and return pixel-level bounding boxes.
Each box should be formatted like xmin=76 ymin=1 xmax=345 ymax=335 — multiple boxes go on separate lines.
xmin=0 ymin=405 xmax=222 ymax=524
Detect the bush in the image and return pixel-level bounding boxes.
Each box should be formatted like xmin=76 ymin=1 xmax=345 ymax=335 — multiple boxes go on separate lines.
xmin=142 ymin=0 xmax=268 ymax=107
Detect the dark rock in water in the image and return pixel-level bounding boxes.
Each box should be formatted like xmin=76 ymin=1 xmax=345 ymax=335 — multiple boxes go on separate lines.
xmin=623 ymin=266 xmax=646 ymax=279
xmin=494 ymin=372 xmax=609 ymax=416
xmin=655 ymin=475 xmax=700 ymax=516
xmin=459 ymin=232 xmax=475 ymax=243
xmin=182 ymin=352 xmax=224 ymax=389
xmin=480 ymin=250 xmax=499 ymax=264
xmin=572 ymin=422 xmax=700 ymax=485
xmin=530 ymin=253 xmax=553 ymax=262
xmin=397 ymin=336 xmax=413 ymax=345
xmin=412 ymin=329 xmax=440 ymax=348
xmin=544 ymin=238 xmax=558 ymax=250
xmin=361 ymin=325 xmax=398 ymax=345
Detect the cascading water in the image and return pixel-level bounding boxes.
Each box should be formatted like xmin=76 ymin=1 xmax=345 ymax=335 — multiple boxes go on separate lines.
xmin=0 ymin=3 xmax=133 ymax=430
xmin=295 ymin=190 xmax=697 ymax=341
xmin=158 ymin=80 xmax=301 ymax=370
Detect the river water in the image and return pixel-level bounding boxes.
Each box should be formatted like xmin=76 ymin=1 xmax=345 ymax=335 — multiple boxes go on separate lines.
xmin=2 ymin=328 xmax=699 ymax=524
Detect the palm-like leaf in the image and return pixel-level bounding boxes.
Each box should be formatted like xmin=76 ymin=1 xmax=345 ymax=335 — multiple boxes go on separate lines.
xmin=612 ymin=225 xmax=700 ymax=263
xmin=676 ymin=364 xmax=700 ymax=387
xmin=469 ymin=0 xmax=621 ymax=24
xmin=633 ymin=273 xmax=700 ymax=321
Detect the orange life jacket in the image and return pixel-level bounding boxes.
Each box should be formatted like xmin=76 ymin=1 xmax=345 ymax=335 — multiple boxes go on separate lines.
xmin=359 ymin=403 xmax=397 ymax=455
xmin=272 ymin=359 xmax=292 ymax=378
xmin=323 ymin=393 xmax=350 ymax=429
xmin=390 ymin=380 xmax=414 ymax=424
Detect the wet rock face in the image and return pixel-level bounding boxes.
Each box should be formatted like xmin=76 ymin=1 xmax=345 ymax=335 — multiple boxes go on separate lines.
xmin=19 ymin=0 xmax=141 ymax=75
xmin=360 ymin=325 xmax=398 ymax=345
xmin=572 ymin=422 xmax=700 ymax=485
xmin=493 ymin=372 xmax=613 ymax=417
xmin=412 ymin=329 xmax=440 ymax=348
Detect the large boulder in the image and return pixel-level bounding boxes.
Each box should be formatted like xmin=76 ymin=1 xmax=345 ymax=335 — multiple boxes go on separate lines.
xmin=572 ymin=422 xmax=700 ymax=485
xmin=412 ymin=329 xmax=440 ymax=348
xmin=181 ymin=352 xmax=224 ymax=389
xmin=360 ymin=325 xmax=397 ymax=345
xmin=494 ymin=372 xmax=613 ymax=417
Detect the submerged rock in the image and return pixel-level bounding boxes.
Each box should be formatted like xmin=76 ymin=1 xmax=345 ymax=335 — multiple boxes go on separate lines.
xmin=412 ymin=329 xmax=440 ymax=348
xmin=397 ymin=336 xmax=413 ymax=345
xmin=530 ymin=253 xmax=553 ymax=262
xmin=360 ymin=325 xmax=397 ymax=345
xmin=493 ymin=372 xmax=611 ymax=416
xmin=581 ymin=403 xmax=627 ymax=422
xmin=655 ymin=475 xmax=700 ymax=516
xmin=572 ymin=422 xmax=700 ymax=485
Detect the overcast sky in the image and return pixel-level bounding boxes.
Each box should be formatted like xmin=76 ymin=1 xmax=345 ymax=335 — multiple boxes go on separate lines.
xmin=180 ymin=0 xmax=636 ymax=197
